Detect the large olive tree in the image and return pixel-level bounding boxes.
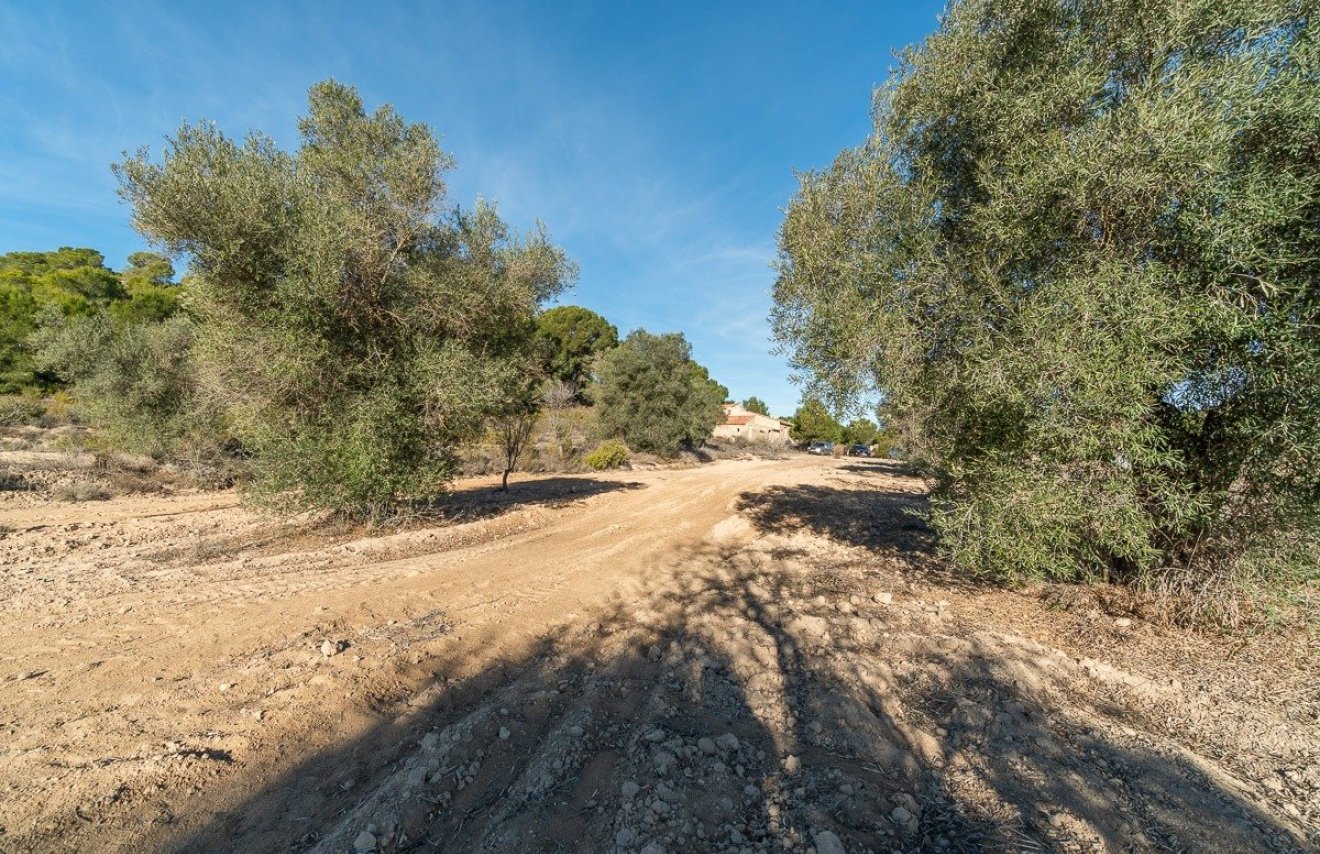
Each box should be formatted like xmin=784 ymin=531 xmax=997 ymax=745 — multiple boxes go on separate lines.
xmin=773 ymin=0 xmax=1320 ymax=608
xmin=116 ymin=81 xmax=574 ymax=515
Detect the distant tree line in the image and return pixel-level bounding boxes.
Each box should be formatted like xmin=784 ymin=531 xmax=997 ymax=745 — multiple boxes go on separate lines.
xmin=0 ymin=248 xmax=181 ymax=393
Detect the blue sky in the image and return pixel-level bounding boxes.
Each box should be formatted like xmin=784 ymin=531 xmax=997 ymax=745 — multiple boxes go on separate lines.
xmin=0 ymin=0 xmax=944 ymax=417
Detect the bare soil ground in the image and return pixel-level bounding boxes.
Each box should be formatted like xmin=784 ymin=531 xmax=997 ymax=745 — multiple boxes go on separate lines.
xmin=1 ymin=448 xmax=1317 ymax=853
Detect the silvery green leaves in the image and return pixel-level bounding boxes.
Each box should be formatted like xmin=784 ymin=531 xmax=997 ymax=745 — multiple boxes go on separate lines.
xmin=772 ymin=0 xmax=1320 ymax=620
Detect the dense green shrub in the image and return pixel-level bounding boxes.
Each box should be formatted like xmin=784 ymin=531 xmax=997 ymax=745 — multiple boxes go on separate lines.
xmin=584 ymin=439 xmax=630 ymax=470
xmin=33 ymin=314 xmax=216 ymax=458
xmin=114 ymin=81 xmax=573 ymax=516
xmin=773 ymin=0 xmax=1320 ymax=609
xmin=594 ymin=330 xmax=726 ymax=457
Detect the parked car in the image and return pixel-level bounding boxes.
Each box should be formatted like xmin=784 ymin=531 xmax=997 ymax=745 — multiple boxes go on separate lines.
xmin=847 ymin=444 xmax=871 ymax=457
xmin=806 ymin=441 xmax=834 ymax=455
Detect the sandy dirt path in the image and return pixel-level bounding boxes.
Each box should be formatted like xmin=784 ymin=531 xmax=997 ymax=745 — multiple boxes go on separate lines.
xmin=1 ymin=457 xmax=823 ymax=850
xmin=1 ymin=456 xmax=1315 ymax=853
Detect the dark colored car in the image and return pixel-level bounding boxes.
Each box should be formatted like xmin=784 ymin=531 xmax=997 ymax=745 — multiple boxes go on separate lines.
xmin=806 ymin=441 xmax=834 ymax=455
xmin=848 ymin=444 xmax=871 ymax=457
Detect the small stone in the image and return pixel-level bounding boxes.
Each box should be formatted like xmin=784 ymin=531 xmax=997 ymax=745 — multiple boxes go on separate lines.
xmin=1114 ymin=617 xmax=1132 ymax=628
xmin=654 ymin=750 xmax=677 ymax=774
xmin=873 ymin=591 xmax=893 ymax=605
xmin=891 ymin=806 xmax=913 ymax=824
xmin=716 ymin=732 xmax=740 ymax=751
xmin=498 ymin=726 xmax=510 ymax=740
xmin=698 ymin=737 xmax=718 ymax=755
xmin=792 ymin=615 xmax=830 ymax=639
xmin=616 ymin=828 xmax=636 ymax=846
xmin=321 ymin=640 xmax=338 ymax=657
xmin=353 ymin=830 xmax=377 ymax=852
xmin=783 ymin=755 xmax=801 ymax=775
xmin=812 ymin=829 xmax=846 ymax=854
xmin=1049 ymin=812 xmax=1066 ymax=828
xmin=647 ymin=644 xmax=662 ymax=661
xmin=622 ymin=781 xmax=641 ymax=799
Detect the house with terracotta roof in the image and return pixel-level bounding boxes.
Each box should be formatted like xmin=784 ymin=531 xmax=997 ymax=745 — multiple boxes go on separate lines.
xmin=711 ymin=403 xmax=792 ymax=444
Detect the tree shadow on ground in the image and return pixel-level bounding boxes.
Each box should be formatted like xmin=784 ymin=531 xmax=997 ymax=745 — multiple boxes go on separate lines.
xmin=421 ymin=476 xmax=647 ymax=524
xmin=736 ymin=482 xmax=932 ymax=555
xmin=151 ymin=480 xmax=1310 ymax=853
xmin=140 ymin=477 xmax=648 ymax=566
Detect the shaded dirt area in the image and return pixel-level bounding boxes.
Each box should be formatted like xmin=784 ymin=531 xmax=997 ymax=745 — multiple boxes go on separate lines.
xmin=1 ymin=454 xmax=1316 ymax=853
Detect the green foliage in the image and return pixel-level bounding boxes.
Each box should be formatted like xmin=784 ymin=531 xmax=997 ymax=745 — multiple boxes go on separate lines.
xmin=0 ymin=247 xmax=183 ymax=393
xmin=842 ymin=417 xmax=879 ymax=447
xmin=0 ymin=247 xmax=154 ymax=392
xmin=789 ymin=399 xmax=842 ymax=445
xmin=114 ymin=80 xmax=573 ymax=515
xmin=742 ymin=396 xmax=770 ymax=416
xmin=871 ymin=423 xmax=903 ymax=458
xmin=534 ymin=305 xmax=618 ymax=392
xmin=33 ymin=314 xmax=214 ymax=457
xmin=595 ymin=330 xmax=726 ymax=457
xmin=114 ymin=251 xmax=181 ymax=324
xmin=773 ymin=0 xmax=1320 ymax=605
xmin=584 ymin=438 xmax=630 ymax=470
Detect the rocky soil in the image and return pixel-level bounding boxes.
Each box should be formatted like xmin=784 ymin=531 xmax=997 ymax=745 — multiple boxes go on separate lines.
xmin=1 ymin=439 xmax=1316 ymax=852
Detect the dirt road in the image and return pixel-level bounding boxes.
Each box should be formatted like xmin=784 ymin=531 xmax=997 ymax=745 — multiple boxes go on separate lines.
xmin=1 ymin=456 xmax=1316 ymax=852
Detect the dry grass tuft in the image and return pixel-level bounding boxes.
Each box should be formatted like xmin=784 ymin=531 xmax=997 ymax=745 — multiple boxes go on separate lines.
xmin=53 ymin=480 xmax=111 ymax=502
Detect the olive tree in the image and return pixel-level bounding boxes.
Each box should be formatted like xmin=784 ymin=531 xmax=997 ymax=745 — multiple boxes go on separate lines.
xmin=773 ymin=0 xmax=1320 ymax=611
xmin=595 ymin=330 xmax=726 ymax=456
xmin=116 ymin=81 xmax=574 ymax=515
